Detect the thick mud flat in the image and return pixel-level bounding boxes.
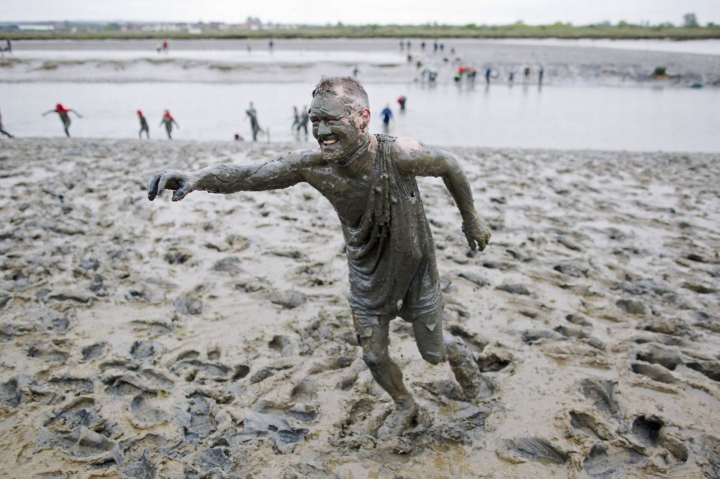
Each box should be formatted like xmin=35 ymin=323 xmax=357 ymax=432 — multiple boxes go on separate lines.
xmin=0 ymin=139 xmax=719 ymax=478
xmin=4 ymin=38 xmax=720 ymax=86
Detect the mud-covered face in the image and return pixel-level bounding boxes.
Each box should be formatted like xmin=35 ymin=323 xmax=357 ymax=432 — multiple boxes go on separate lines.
xmin=310 ymin=89 xmax=368 ymax=164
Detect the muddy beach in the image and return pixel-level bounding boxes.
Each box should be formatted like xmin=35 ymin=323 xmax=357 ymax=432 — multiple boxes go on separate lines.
xmin=0 ymin=138 xmax=719 ymax=478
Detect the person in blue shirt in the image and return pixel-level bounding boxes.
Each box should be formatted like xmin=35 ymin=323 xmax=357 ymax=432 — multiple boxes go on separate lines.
xmin=380 ymin=104 xmax=393 ymax=132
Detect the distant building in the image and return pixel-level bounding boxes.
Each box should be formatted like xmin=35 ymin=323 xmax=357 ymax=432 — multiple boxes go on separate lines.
xmin=19 ymin=25 xmax=55 ymax=31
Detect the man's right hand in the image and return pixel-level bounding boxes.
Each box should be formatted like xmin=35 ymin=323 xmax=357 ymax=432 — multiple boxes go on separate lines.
xmin=147 ymin=170 xmax=197 ymax=202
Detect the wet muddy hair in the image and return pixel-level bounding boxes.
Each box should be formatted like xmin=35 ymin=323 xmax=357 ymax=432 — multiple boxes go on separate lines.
xmin=312 ymin=76 xmax=370 ymax=109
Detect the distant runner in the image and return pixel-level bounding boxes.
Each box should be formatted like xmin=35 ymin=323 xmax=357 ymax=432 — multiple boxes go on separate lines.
xmin=137 ymin=110 xmax=149 ymax=139
xmin=43 ymin=103 xmax=82 ymax=137
xmin=524 ymin=62 xmax=531 ymax=84
xmin=159 ymin=110 xmax=179 ymax=139
xmin=291 ymin=106 xmax=300 ymax=131
xmin=296 ymin=105 xmax=309 ymax=136
xmin=397 ymin=96 xmax=407 ymax=111
xmin=246 ymin=102 xmax=261 ymax=141
xmin=380 ymin=104 xmax=393 ymax=131
xmin=0 ymin=108 xmax=14 ymax=138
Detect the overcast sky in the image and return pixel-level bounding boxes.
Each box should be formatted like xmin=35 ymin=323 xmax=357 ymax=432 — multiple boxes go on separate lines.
xmin=3 ymin=0 xmax=719 ymax=26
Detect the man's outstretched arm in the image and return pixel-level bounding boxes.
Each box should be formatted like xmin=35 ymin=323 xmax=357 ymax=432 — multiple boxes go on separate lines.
xmin=148 ymin=150 xmax=309 ymax=202
xmin=395 ymin=138 xmax=491 ymax=251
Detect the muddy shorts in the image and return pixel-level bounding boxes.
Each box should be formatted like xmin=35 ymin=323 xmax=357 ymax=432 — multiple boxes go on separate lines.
xmin=352 ymin=305 xmax=446 ymax=364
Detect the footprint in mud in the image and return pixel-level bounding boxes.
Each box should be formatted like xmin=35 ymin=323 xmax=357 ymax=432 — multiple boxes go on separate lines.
xmin=498 ymin=437 xmax=568 ymax=465
xmin=130 ymin=340 xmax=167 ymax=360
xmin=26 ymin=340 xmax=70 ymax=364
xmin=630 ymin=415 xmax=663 ymax=447
xmin=213 ymin=256 xmax=242 ymax=273
xmin=338 ymin=397 xmax=379 ymax=438
xmin=686 ymin=360 xmax=720 ymax=382
xmin=130 ymin=392 xmax=172 ymax=427
xmin=291 ymin=377 xmax=317 ymax=402
xmin=337 ymin=361 xmax=365 ymax=391
xmin=47 ymin=374 xmax=94 ymax=395
xmin=230 ymin=410 xmax=307 ymax=454
xmin=416 ymin=379 xmax=467 ymax=402
xmin=476 ymin=348 xmax=513 ymax=372
xmin=268 ymin=289 xmax=306 ymax=309
xmin=103 ymin=373 xmax=155 ymax=397
xmin=446 ymin=324 xmax=488 ymax=355
xmin=566 ymin=313 xmax=592 ymax=327
xmin=635 ymin=346 xmax=682 ymax=371
xmin=521 ymin=329 xmax=563 ymax=344
xmin=184 ymin=392 xmax=219 ymax=443
xmin=1 ymin=375 xmax=60 ymax=407
xmin=186 ymin=447 xmax=233 ymax=478
xmin=36 ymin=309 xmax=71 ymax=333
xmin=249 ymin=368 xmax=275 ymax=384
xmin=630 ymin=362 xmax=679 ymax=384
xmin=36 ymin=397 xmax=121 ymax=459
xmin=554 ymin=325 xmax=606 ymax=350
xmin=131 ymin=319 xmax=176 ymax=337
xmin=115 ymin=434 xmax=183 ymax=479
xmin=81 ymin=342 xmax=107 ymax=361
xmin=584 ymin=443 xmax=644 ymax=478
xmin=0 ymin=375 xmax=32 ymax=407
xmin=580 ymin=378 xmax=619 ymax=417
xmin=268 ymin=334 xmax=294 ymax=357
xmin=569 ymin=411 xmax=611 ymax=440
xmin=616 ymin=299 xmax=647 ymax=316
xmin=170 ymin=350 xmax=249 ymax=383
xmin=252 ymin=399 xmax=318 ymax=424
xmin=307 ymin=355 xmax=355 ymax=375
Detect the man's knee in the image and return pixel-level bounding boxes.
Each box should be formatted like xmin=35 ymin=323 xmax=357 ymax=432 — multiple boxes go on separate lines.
xmin=362 ymin=346 xmax=389 ymax=372
xmin=419 ymin=348 xmax=445 ymax=366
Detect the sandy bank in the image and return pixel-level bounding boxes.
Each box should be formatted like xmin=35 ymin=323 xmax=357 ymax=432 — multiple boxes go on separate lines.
xmin=1 ymin=139 xmax=719 ymax=478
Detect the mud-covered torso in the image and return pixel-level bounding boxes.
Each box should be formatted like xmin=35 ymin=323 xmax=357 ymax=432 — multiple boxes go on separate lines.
xmin=304 ymin=164 xmax=373 ymax=227
xmin=305 ymin=134 xmax=441 ymax=318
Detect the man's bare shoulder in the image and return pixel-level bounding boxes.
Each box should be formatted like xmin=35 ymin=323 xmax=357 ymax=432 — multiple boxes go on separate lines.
xmin=394 ymin=137 xmax=425 ymax=158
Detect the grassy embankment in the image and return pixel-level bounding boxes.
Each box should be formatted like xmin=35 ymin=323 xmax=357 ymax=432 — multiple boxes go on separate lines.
xmin=5 ymin=23 xmax=720 ymax=41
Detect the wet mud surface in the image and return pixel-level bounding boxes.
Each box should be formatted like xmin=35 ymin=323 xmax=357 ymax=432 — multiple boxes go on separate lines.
xmin=3 ymin=38 xmax=720 ymax=87
xmin=0 ymin=138 xmax=719 ymax=477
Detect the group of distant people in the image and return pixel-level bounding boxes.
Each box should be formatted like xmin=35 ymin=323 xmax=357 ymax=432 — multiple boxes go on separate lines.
xmin=1 ymin=99 xmax=411 ymax=140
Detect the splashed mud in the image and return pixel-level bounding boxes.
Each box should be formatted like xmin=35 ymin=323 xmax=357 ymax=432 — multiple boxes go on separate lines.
xmin=0 ymin=139 xmax=719 ymax=477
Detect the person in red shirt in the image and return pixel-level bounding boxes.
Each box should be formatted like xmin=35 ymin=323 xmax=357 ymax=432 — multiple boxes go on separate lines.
xmin=159 ymin=110 xmax=179 ymax=139
xmin=43 ymin=103 xmax=82 ymax=137
xmin=137 ymin=110 xmax=149 ymax=139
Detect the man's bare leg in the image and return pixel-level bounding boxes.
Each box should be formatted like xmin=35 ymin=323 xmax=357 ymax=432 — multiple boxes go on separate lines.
xmin=358 ymin=318 xmax=418 ymax=439
xmin=444 ymin=334 xmax=483 ymax=398
xmin=412 ymin=314 xmax=484 ymax=399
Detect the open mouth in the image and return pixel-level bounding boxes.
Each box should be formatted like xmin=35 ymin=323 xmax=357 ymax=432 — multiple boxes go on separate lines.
xmin=320 ymin=136 xmax=340 ymax=148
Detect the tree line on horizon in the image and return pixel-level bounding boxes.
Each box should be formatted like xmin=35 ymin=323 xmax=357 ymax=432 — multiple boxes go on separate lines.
xmin=2 ymin=13 xmax=718 ymax=40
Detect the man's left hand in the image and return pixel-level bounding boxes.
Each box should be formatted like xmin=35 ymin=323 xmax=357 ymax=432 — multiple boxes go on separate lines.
xmin=462 ymin=217 xmax=491 ymax=251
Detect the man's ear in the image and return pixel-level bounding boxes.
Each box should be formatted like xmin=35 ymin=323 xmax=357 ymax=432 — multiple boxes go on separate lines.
xmin=360 ymin=108 xmax=371 ymax=130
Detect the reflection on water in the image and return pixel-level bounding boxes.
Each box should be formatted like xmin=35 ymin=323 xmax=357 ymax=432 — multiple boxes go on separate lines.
xmin=1 ymin=81 xmax=718 ymax=152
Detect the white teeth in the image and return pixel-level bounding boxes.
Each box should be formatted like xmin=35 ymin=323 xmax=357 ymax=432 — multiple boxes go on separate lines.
xmin=323 ymin=139 xmax=338 ymax=146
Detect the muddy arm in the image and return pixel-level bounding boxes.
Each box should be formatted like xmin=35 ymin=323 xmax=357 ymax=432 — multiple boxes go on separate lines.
xmin=148 ymin=150 xmax=307 ymax=202
xmin=395 ymin=139 xmax=491 ymax=251
xmin=42 ymin=110 xmax=55 ymax=116
xmin=71 ymin=111 xmax=82 ymax=118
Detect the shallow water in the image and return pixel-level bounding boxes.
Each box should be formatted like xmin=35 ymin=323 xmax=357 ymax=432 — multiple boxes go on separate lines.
xmin=488 ymin=38 xmax=720 ymax=56
xmin=2 ymin=81 xmax=718 ymax=151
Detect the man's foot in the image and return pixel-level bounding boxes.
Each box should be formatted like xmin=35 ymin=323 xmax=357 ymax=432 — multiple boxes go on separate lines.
xmin=376 ymin=396 xmax=418 ymax=440
xmin=445 ymin=335 xmax=484 ymax=399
